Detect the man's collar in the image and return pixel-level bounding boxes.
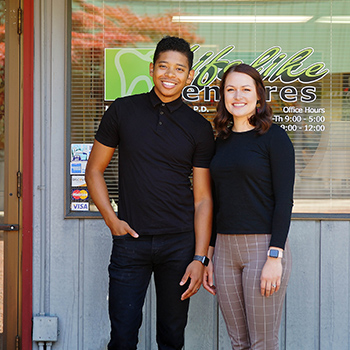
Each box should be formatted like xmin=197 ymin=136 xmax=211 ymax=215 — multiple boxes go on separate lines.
xmin=149 ymin=88 xmax=183 ymax=113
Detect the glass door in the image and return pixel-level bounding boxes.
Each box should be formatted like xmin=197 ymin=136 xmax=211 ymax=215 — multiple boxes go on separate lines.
xmin=0 ymin=0 xmax=22 ymax=348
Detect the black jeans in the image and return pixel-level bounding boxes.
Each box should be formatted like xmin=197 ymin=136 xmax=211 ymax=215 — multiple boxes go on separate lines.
xmin=107 ymin=231 xmax=195 ymax=350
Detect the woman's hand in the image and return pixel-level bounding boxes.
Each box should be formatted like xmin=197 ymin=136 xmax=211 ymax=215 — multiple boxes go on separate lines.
xmin=260 ymin=257 xmax=282 ymax=297
xmin=203 ymin=246 xmax=216 ymax=295
xmin=203 ymin=260 xmax=216 ymax=295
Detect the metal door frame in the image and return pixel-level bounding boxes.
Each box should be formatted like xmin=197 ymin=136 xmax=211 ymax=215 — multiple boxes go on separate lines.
xmin=1 ymin=1 xmax=34 ymax=349
xmin=2 ymin=0 xmax=23 ymax=348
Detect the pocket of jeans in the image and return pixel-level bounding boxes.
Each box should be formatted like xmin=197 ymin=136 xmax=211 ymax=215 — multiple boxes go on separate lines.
xmin=112 ymin=233 xmax=129 ymax=240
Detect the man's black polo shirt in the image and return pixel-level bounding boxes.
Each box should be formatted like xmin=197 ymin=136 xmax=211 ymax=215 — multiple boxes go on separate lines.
xmin=95 ymin=88 xmax=215 ymax=235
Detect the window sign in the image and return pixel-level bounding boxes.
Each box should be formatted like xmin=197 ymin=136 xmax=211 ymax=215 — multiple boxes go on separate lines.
xmin=104 ymin=48 xmax=154 ymax=100
xmin=68 ymin=0 xmax=350 ymax=217
xmin=70 ymin=144 xmax=92 ymax=211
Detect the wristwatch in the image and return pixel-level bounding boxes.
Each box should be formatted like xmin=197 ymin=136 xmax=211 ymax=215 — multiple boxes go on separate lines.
xmin=267 ymin=249 xmax=283 ymax=259
xmin=193 ymin=255 xmax=210 ymax=266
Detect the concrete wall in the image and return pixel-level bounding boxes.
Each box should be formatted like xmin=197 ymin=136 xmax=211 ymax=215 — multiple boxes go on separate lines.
xmin=32 ymin=1 xmax=350 ymax=349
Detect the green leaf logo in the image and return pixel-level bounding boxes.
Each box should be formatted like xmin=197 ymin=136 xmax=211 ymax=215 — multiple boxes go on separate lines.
xmin=105 ymin=48 xmax=154 ymax=100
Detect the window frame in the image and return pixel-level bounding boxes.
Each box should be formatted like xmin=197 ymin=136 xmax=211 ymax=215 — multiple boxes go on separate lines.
xmin=65 ymin=0 xmax=350 ymax=219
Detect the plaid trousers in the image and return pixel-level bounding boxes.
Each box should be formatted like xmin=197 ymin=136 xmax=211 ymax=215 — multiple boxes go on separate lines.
xmin=214 ymin=234 xmax=292 ymax=350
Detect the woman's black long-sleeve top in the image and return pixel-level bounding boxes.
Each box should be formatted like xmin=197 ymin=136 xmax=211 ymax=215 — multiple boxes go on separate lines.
xmin=210 ymin=124 xmax=295 ymax=249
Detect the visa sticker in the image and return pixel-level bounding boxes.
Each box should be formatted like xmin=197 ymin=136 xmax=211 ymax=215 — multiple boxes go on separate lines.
xmin=71 ymin=202 xmax=89 ymax=211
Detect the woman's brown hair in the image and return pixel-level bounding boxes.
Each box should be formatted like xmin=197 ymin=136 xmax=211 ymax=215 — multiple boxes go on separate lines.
xmin=214 ymin=63 xmax=273 ymax=139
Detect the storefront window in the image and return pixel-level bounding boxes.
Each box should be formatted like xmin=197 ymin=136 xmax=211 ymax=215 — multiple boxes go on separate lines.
xmin=68 ymin=0 xmax=350 ymax=217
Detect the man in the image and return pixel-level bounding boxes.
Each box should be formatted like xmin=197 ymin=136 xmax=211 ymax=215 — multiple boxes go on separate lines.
xmin=85 ymin=36 xmax=214 ymax=350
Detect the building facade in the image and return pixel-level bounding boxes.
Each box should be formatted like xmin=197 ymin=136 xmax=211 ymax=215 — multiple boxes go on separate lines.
xmin=1 ymin=0 xmax=350 ymax=349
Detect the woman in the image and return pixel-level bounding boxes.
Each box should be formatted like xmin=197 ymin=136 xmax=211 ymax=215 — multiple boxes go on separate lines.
xmin=204 ymin=63 xmax=295 ymax=350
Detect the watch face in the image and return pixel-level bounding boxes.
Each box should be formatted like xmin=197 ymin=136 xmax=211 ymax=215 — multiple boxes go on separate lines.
xmin=269 ymin=249 xmax=279 ymax=258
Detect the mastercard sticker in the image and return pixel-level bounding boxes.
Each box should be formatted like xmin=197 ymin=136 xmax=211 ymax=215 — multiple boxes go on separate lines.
xmin=71 ymin=189 xmax=89 ymax=201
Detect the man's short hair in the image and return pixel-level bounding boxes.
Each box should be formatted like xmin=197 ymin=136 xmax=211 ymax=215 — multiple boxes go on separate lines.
xmin=153 ymin=36 xmax=193 ymax=70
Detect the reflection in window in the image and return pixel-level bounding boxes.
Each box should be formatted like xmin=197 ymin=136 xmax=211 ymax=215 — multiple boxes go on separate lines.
xmin=69 ymin=0 xmax=350 ymax=215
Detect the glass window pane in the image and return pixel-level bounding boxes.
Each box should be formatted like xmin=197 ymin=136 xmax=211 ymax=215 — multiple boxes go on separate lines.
xmin=69 ymin=0 xmax=350 ymax=216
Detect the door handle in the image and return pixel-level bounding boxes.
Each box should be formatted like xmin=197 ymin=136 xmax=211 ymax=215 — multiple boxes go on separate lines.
xmin=0 ymin=224 xmax=19 ymax=231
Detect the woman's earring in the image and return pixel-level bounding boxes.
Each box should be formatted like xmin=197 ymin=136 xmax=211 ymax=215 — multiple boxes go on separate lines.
xmin=256 ymin=100 xmax=261 ymax=114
